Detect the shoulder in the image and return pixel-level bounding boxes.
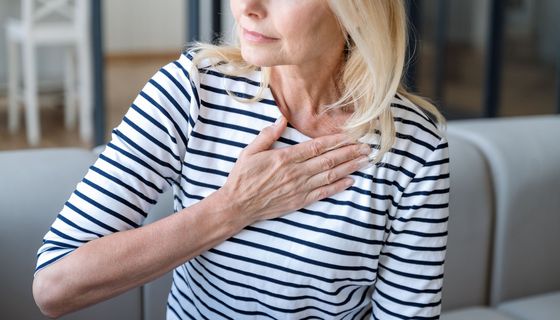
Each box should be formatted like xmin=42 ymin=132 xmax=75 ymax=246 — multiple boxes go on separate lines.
xmin=389 ymin=94 xmax=448 ymax=155
xmin=176 ymin=49 xmax=263 ymax=97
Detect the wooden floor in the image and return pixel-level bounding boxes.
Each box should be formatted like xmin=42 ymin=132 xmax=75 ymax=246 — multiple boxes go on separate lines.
xmin=0 ymin=53 xmax=177 ymax=151
xmin=0 ymin=47 xmax=557 ymax=151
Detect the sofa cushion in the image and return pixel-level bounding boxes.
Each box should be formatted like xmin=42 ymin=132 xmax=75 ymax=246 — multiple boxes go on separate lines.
xmin=440 ymin=132 xmax=494 ymax=310
xmin=448 ymin=115 xmax=560 ymax=304
xmin=441 ymin=307 xmax=515 ymax=320
xmin=497 ymin=291 xmax=560 ymax=320
xmin=0 ymin=148 xmax=142 ymax=320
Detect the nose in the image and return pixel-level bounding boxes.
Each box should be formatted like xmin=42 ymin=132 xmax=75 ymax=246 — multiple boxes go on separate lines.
xmin=237 ymin=0 xmax=267 ymax=19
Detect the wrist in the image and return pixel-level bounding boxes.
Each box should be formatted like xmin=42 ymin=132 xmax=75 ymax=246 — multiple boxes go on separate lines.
xmin=201 ymin=188 xmax=249 ymax=237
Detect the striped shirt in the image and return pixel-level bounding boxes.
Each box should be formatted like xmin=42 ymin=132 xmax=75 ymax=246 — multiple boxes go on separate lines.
xmin=36 ymin=51 xmax=450 ymax=319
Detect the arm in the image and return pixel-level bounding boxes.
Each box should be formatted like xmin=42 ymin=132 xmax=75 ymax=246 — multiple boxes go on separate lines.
xmin=32 ymin=50 xmax=373 ymax=317
xmin=371 ymin=138 xmax=450 ymax=319
xmin=33 ymin=117 xmax=370 ymax=318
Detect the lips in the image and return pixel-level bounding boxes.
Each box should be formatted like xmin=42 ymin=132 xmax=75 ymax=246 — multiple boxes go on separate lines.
xmin=242 ymin=28 xmax=278 ymax=43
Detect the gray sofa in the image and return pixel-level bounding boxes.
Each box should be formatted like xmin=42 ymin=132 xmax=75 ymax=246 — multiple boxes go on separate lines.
xmin=0 ymin=115 xmax=559 ymax=319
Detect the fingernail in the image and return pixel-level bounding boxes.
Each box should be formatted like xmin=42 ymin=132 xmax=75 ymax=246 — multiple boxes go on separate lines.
xmin=357 ymin=156 xmax=373 ymax=168
xmin=360 ymin=144 xmax=372 ymax=155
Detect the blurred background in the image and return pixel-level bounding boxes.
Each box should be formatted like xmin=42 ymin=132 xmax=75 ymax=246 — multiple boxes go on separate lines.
xmin=0 ymin=0 xmax=558 ymax=151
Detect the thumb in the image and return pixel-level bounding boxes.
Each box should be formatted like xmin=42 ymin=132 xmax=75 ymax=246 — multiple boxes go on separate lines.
xmin=244 ymin=116 xmax=287 ymax=155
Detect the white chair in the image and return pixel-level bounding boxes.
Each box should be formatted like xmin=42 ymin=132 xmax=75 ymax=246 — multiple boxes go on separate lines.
xmin=6 ymin=0 xmax=93 ymax=146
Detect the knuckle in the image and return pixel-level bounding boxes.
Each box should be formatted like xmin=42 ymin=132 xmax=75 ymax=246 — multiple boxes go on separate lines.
xmin=317 ymin=188 xmax=329 ymax=200
xmin=325 ymin=171 xmax=337 ymax=184
xmin=310 ymin=141 xmax=324 ymax=157
xmin=320 ymin=157 xmax=336 ymax=171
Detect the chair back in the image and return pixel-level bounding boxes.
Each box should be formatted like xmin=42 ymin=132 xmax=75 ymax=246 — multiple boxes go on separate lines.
xmin=21 ymin=0 xmax=88 ymax=30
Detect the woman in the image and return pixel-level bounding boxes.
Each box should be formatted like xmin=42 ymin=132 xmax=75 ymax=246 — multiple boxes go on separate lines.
xmin=33 ymin=0 xmax=449 ymax=319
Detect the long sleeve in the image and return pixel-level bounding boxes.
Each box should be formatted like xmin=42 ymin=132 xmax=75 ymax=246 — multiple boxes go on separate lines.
xmin=35 ymin=53 xmax=200 ymax=274
xmin=371 ymin=137 xmax=450 ymax=319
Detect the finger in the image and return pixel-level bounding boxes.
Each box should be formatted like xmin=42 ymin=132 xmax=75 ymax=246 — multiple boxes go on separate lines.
xmin=303 ymin=143 xmax=371 ymax=176
xmin=306 ymin=155 xmax=370 ymax=190
xmin=243 ymin=116 xmax=287 ymax=155
xmin=305 ymin=177 xmax=355 ymax=204
xmin=288 ymin=133 xmax=358 ymax=162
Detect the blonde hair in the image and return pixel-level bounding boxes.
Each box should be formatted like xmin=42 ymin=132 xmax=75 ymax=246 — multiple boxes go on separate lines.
xmin=190 ymin=0 xmax=445 ymax=163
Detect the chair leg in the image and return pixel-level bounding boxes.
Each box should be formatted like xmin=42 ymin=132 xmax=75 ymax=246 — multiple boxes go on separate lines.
xmin=22 ymin=41 xmax=40 ymax=146
xmin=77 ymin=37 xmax=93 ymax=144
xmin=64 ymin=47 xmax=77 ymax=130
xmin=7 ymin=38 xmax=20 ymax=133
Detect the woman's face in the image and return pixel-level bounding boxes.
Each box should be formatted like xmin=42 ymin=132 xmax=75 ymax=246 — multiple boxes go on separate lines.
xmin=230 ymin=0 xmax=345 ymax=67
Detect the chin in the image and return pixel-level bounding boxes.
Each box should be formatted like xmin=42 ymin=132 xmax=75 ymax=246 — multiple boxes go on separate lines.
xmin=240 ymin=46 xmax=280 ymax=67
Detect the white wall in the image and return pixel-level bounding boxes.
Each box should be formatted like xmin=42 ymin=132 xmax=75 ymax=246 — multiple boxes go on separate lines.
xmin=104 ymin=0 xmax=185 ymax=54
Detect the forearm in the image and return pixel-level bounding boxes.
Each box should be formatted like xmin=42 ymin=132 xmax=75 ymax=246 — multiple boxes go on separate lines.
xmin=33 ymin=191 xmax=243 ymax=318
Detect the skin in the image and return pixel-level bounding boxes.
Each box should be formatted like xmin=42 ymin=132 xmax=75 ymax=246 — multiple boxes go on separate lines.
xmin=231 ymin=0 xmax=350 ymax=137
xmin=33 ymin=1 xmax=370 ymax=318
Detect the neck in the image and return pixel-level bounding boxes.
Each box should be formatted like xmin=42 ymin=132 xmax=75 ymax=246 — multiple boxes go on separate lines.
xmin=269 ymin=58 xmax=342 ymax=118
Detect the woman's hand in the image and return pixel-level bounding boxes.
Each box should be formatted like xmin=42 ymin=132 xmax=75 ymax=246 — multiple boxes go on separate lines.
xmin=216 ymin=116 xmax=372 ymax=225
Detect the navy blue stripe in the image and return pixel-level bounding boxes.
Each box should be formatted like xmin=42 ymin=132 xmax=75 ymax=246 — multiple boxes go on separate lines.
xmin=402 ymin=188 xmax=450 ymax=197
xmin=160 ymin=68 xmax=192 ymax=103
xmin=183 ymin=265 xmax=258 ymax=319
xmin=99 ymin=152 xmax=164 ymax=193
xmin=276 ymin=217 xmax=383 ymax=246
xmin=394 ymin=117 xmax=440 ymax=140
xmin=202 ymin=100 xmax=276 ymax=124
xmin=228 ymin=237 xmax=377 ymax=272
xmin=375 ymin=288 xmax=441 ymax=309
xmin=89 ymin=165 xmax=156 ymax=205
xmin=191 ymin=131 xmax=247 ymax=149
xmin=411 ymin=173 xmax=449 ymax=183
xmin=424 ymin=158 xmax=449 ymax=167
xmin=183 ymin=161 xmax=229 ymax=178
xmin=56 ymin=213 xmax=104 ymax=238
xmin=107 ymin=142 xmax=173 ymax=185
xmin=200 ymin=83 xmax=261 ymax=101
xmin=65 ymin=201 xmax=119 ymax=233
xmin=139 ymin=91 xmax=190 ymax=147
xmin=396 ymin=202 xmax=449 ymax=210
xmin=172 ymin=60 xmax=201 ymax=109
xmin=42 ymin=240 xmax=79 ymax=250
xmin=174 ymin=267 xmax=213 ymax=319
xmin=376 ymin=162 xmax=416 ymax=178
xmin=298 ymin=207 xmax=386 ymax=230
xmin=149 ymin=79 xmax=192 ymax=128
xmin=172 ymin=269 xmax=206 ymax=319
xmin=36 ymin=250 xmax=72 ymax=272
xmin=380 ymin=251 xmax=444 ymax=266
xmin=245 ymin=225 xmax=379 ymax=260
xmin=210 ymin=248 xmax=374 ymax=284
xmin=74 ymin=190 xmax=139 ymax=228
xmin=190 ymin=258 xmax=364 ymax=316
xmin=378 ymin=263 xmax=443 ymax=281
xmin=199 ymin=67 xmax=262 ymax=87
xmin=385 ymin=241 xmax=446 ymax=252
xmin=391 ymin=101 xmax=437 ymax=128
xmin=186 ymin=145 xmax=237 ymax=163
xmin=130 ymin=104 xmax=177 ymax=144
xmin=123 ymin=116 xmax=181 ymax=162
xmin=377 ymin=274 xmax=441 ymax=294
xmin=197 ymin=254 xmax=353 ymax=297
xmin=82 ymin=178 xmax=147 ymax=218
xmin=49 ymin=227 xmax=88 ymax=243
xmin=372 ymin=299 xmax=439 ymax=320
xmin=113 ymin=129 xmax=181 ymax=176
xmin=389 ymin=226 xmax=447 ymax=238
